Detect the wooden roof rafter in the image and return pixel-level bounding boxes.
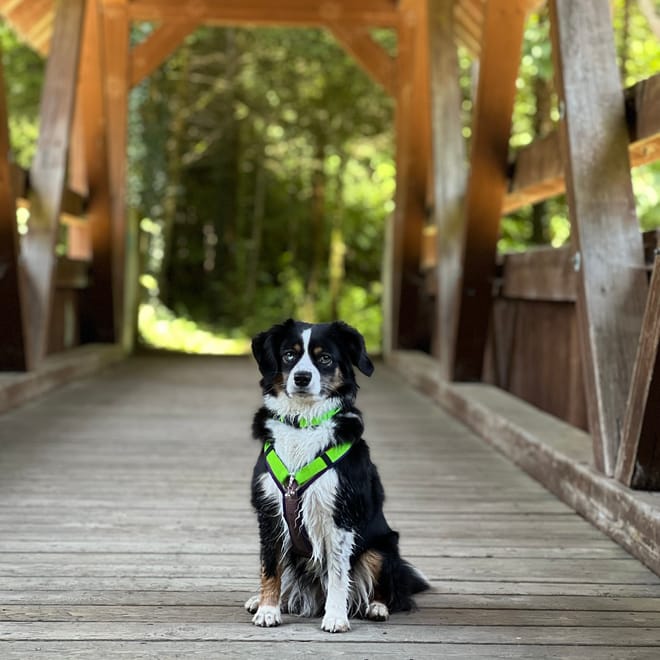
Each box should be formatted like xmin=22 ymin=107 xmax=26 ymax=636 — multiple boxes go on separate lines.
xmin=126 ymin=0 xmax=401 ymax=27
xmin=0 ymin=0 xmax=499 ymax=59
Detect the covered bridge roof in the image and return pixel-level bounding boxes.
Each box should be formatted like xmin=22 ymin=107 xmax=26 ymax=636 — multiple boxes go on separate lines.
xmin=1 ymin=0 xmax=489 ymax=56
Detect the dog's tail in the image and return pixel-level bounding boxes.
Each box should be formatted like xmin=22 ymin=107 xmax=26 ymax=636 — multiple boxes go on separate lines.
xmin=383 ymin=556 xmax=431 ymax=612
xmin=406 ymin=561 xmax=431 ymax=595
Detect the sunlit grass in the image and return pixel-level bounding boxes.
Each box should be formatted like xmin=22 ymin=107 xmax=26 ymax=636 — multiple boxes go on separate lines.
xmin=139 ymin=301 xmax=251 ymax=355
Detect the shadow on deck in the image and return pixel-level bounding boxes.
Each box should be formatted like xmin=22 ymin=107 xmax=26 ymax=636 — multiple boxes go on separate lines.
xmin=1 ymin=354 xmax=660 ymax=658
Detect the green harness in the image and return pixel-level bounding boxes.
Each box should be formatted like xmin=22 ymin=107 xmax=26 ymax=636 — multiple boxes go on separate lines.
xmin=263 ymin=439 xmax=353 ymax=557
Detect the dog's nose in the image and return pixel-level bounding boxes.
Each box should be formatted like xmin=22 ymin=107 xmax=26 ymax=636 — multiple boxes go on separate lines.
xmin=293 ymin=371 xmax=312 ymax=388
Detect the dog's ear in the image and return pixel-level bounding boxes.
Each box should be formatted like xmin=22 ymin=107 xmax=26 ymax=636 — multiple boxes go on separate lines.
xmin=332 ymin=321 xmax=374 ymax=377
xmin=251 ymin=319 xmax=295 ymax=376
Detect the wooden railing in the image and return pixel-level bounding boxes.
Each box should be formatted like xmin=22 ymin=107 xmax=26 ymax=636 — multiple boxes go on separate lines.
xmin=11 ymin=163 xmax=92 ymax=356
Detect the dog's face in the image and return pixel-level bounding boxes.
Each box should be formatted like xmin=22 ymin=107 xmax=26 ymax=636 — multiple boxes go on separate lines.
xmin=252 ymin=319 xmax=374 ymax=404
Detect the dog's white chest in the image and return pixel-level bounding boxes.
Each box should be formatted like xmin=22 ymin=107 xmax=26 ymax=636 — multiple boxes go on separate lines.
xmin=258 ymin=465 xmax=339 ymax=562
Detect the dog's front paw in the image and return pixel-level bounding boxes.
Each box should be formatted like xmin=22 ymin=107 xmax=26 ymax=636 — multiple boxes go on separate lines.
xmin=366 ymin=601 xmax=389 ymax=621
xmin=321 ymin=614 xmax=351 ymax=633
xmin=252 ymin=604 xmax=281 ymax=627
xmin=244 ymin=595 xmax=260 ymax=614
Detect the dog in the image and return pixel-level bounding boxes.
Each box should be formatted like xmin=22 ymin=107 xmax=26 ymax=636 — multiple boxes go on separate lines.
xmin=245 ymin=319 xmax=429 ymax=632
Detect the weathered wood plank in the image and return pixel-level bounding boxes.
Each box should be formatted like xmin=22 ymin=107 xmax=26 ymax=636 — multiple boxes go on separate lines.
xmin=386 ymin=0 xmax=432 ymax=352
xmin=100 ymin=0 xmax=129 ymax=347
xmin=3 ymin=604 xmax=660 ymax=628
xmin=428 ymin=0 xmax=467 ymax=377
xmin=549 ymin=0 xmax=650 ymax=475
xmin=503 ymin=73 xmax=660 ymax=214
xmin=616 ymin=255 xmax=660 ymax=487
xmin=76 ymin=0 xmax=115 ymax=344
xmin=1 ymin=642 xmax=658 ymax=660
xmin=451 ymin=0 xmax=530 ymax=381
xmin=500 ymin=246 xmax=576 ymax=302
xmin=0 ymin=47 xmax=29 ymax=371
xmin=20 ymin=0 xmax=85 ymax=366
xmin=389 ymin=350 xmax=660 ymax=577
xmin=3 ymin=354 xmax=660 ymax=654
xmin=3 ymin=620 xmax=660 ymax=645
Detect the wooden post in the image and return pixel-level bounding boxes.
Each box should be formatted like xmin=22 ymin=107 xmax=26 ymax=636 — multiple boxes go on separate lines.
xmin=549 ymin=0 xmax=649 ymax=475
xmin=427 ymin=0 xmax=467 ymax=378
xmin=76 ymin=0 xmax=116 ymax=343
xmin=101 ymin=0 xmax=131 ymax=348
xmin=385 ymin=0 xmax=432 ymax=353
xmin=22 ymin=0 xmax=86 ymax=366
xmin=615 ymin=255 xmax=660 ymax=488
xmin=0 ymin=48 xmax=30 ymax=370
xmin=450 ymin=0 xmax=530 ymax=381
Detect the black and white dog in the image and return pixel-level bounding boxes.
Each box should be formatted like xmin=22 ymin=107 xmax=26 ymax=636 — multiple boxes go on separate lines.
xmin=245 ymin=319 xmax=428 ymax=632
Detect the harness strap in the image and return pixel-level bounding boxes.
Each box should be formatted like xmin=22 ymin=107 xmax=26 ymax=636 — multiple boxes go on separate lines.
xmin=263 ymin=440 xmax=354 ymax=557
xmin=264 ymin=440 xmax=353 ymax=494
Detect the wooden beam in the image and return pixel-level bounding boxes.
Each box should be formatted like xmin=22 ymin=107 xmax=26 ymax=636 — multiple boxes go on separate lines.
xmin=628 ymin=73 xmax=660 ymax=167
xmin=549 ymin=0 xmax=649 ymax=475
xmin=428 ymin=0 xmax=467 ymax=378
xmin=77 ymin=0 xmax=116 ymax=344
xmin=0 ymin=47 xmax=30 ymax=370
xmin=454 ymin=0 xmax=483 ymax=56
xmin=327 ymin=23 xmax=396 ymax=97
xmin=503 ymin=74 xmax=660 ymax=214
xmin=450 ymin=0 xmax=530 ymax=381
xmin=126 ymin=0 xmax=400 ymax=27
xmin=21 ymin=0 xmax=86 ymax=365
xmin=616 ymin=255 xmax=660 ymax=488
xmin=385 ymin=0 xmax=432 ymax=353
xmin=101 ymin=0 xmax=130 ymax=347
xmin=500 ymin=245 xmax=577 ymax=302
xmin=130 ymin=20 xmax=198 ymax=88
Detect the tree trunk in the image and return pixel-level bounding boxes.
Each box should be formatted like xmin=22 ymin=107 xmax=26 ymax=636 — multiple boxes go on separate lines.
xmin=159 ymin=45 xmax=190 ymax=307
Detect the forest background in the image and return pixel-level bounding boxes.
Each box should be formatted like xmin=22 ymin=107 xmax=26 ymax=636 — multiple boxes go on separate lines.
xmin=2 ymin=0 xmax=659 ymax=353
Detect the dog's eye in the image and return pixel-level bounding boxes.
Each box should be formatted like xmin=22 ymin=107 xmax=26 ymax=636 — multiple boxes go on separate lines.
xmin=282 ymin=350 xmax=297 ymax=364
xmin=317 ymin=353 xmax=333 ymax=366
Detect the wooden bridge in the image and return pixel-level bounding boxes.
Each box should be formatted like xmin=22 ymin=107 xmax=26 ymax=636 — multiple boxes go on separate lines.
xmin=1 ymin=0 xmax=660 ymax=656
xmin=2 ymin=355 xmax=660 ymax=658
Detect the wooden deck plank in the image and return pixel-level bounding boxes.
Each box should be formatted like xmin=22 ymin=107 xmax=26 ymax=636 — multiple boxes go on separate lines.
xmin=1 ymin=354 xmax=660 ymax=656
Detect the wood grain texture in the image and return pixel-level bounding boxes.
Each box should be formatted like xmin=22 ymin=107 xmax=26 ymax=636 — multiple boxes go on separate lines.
xmin=616 ymin=255 xmax=660 ymax=488
xmin=100 ymin=0 xmax=129 ymax=347
xmin=126 ymin=0 xmax=401 ymax=26
xmin=503 ymin=73 xmax=660 ymax=214
xmin=2 ymin=353 xmax=660 ymax=656
xmin=386 ymin=0 xmax=432 ymax=352
xmin=77 ymin=0 xmax=115 ymax=345
xmin=549 ymin=0 xmax=650 ymax=475
xmin=21 ymin=0 xmax=86 ymax=366
xmin=389 ymin=349 xmax=660 ymax=579
xmin=451 ymin=0 xmax=529 ymax=381
xmin=428 ymin=0 xmax=467 ymax=378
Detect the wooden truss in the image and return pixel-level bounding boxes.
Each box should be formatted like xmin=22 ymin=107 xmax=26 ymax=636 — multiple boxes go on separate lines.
xmin=0 ymin=0 xmax=658 ymax=487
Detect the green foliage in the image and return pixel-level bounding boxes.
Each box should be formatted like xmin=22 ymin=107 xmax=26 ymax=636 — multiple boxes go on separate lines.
xmin=0 ymin=21 xmax=44 ymax=167
xmin=2 ymin=11 xmax=659 ymax=356
xmin=130 ymin=26 xmax=393 ymax=351
xmin=500 ymin=3 xmax=660 ymax=254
